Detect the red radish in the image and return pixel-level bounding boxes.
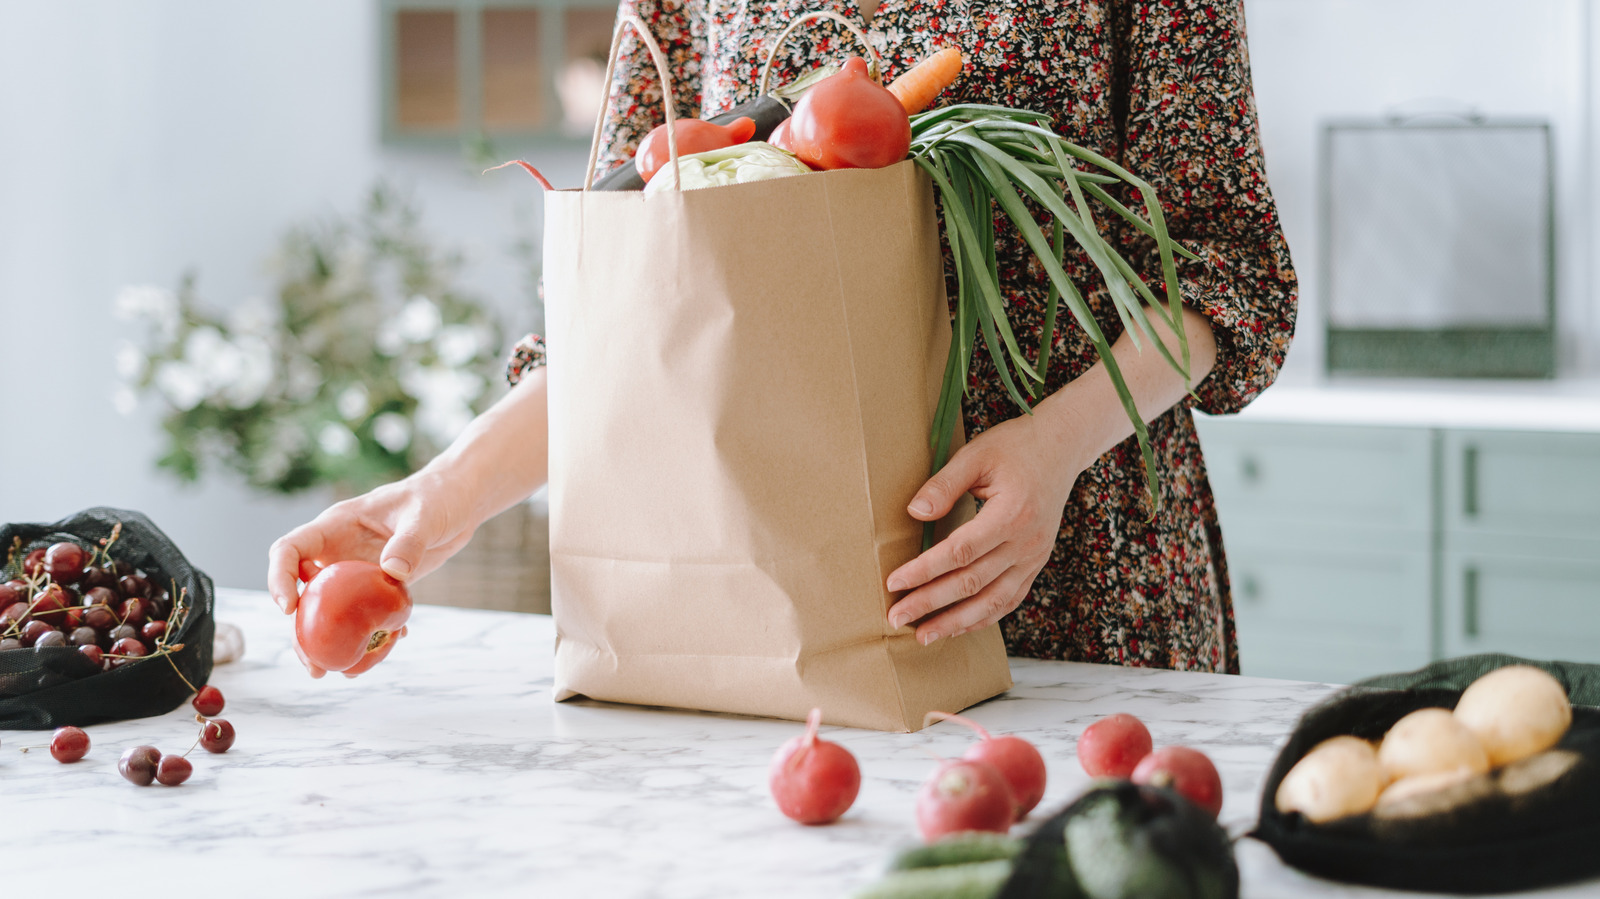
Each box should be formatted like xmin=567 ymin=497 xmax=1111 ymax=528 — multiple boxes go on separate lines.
xmin=1078 ymin=713 xmax=1154 ymax=778
xmin=926 ymin=711 xmax=1046 ymax=819
xmin=1131 ymin=746 xmax=1224 ymax=819
xmin=917 ymin=758 xmax=1017 ymax=842
xmin=769 ymin=708 xmax=861 ymax=825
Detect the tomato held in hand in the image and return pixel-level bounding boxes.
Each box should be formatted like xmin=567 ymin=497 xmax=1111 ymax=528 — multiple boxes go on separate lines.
xmin=294 ymin=561 xmax=412 ymax=679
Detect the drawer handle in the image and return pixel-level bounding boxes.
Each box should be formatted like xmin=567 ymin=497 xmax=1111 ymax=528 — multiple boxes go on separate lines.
xmin=1463 ymin=445 xmax=1479 ymax=518
xmin=1464 ymin=566 xmax=1480 ymax=638
xmin=1241 ymin=456 xmax=1261 ymax=484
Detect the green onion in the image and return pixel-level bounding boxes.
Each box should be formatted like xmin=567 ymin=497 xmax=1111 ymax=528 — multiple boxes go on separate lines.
xmin=909 ymin=105 xmax=1193 ymax=547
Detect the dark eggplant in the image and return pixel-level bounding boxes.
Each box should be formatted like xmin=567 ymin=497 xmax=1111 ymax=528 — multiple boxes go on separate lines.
xmin=590 ymin=95 xmax=792 ymax=191
xmin=999 ymin=782 xmax=1238 ymax=899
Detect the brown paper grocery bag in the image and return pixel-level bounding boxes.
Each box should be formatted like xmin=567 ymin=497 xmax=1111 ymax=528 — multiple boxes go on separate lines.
xmin=539 ymin=15 xmax=1011 ymax=732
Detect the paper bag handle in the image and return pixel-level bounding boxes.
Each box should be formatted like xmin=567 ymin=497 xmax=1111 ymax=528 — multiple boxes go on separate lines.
xmin=584 ymin=13 xmax=681 ymax=191
xmin=757 ymin=11 xmax=881 ymax=96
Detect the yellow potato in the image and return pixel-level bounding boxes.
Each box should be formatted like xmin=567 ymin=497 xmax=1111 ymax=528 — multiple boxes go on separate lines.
xmin=1373 ymin=767 xmax=1492 ymax=819
xmin=1453 ymin=665 xmax=1572 ymax=767
xmin=1378 ymin=708 xmax=1489 ymax=783
xmin=1275 ymin=735 xmax=1383 ymax=822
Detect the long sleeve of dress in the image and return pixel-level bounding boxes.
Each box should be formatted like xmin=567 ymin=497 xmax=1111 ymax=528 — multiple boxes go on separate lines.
xmin=1115 ymin=0 xmax=1297 ymax=415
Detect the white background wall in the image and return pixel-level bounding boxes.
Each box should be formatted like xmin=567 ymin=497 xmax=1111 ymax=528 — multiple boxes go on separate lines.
xmin=2 ymin=0 xmax=1597 ymax=588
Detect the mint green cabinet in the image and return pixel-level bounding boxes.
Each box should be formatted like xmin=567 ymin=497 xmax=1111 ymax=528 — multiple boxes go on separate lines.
xmin=1196 ymin=416 xmax=1600 ymax=683
xmin=1193 ymin=419 xmax=1434 ymax=682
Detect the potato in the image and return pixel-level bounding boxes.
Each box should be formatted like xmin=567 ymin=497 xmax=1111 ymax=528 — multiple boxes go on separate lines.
xmin=1378 ymin=708 xmax=1489 ymax=782
xmin=1275 ymin=735 xmax=1383 ymax=822
xmin=1452 ymin=665 xmax=1572 ymax=767
xmin=1373 ymin=767 xmax=1492 ymax=819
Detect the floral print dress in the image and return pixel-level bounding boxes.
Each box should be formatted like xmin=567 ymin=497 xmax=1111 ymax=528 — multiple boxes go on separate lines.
xmin=508 ymin=0 xmax=1297 ymax=674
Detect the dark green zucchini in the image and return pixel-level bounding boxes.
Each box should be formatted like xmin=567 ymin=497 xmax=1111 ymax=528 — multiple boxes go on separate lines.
xmin=852 ymin=859 xmax=1014 ymax=899
xmin=890 ymin=832 xmax=1025 ymax=871
xmin=590 ymin=95 xmax=792 ymax=191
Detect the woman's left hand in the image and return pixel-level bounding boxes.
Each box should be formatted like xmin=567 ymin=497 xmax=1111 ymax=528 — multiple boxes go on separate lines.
xmin=885 ymin=402 xmax=1090 ymax=645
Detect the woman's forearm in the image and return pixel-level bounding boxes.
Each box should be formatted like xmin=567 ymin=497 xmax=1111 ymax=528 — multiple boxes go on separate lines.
xmin=1035 ymin=306 xmax=1218 ymax=472
xmin=420 ymin=367 xmax=550 ymax=528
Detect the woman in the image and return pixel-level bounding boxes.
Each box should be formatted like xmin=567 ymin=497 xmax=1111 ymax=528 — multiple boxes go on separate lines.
xmin=268 ymin=0 xmax=1295 ymax=675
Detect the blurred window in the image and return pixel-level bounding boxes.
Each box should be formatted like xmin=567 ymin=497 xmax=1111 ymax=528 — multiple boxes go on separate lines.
xmin=383 ymin=0 xmax=621 ymax=143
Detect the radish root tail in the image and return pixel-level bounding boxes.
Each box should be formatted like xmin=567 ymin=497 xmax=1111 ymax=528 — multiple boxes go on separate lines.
xmin=484 ymin=159 xmax=555 ymax=191
xmin=923 ymin=710 xmax=992 ymax=742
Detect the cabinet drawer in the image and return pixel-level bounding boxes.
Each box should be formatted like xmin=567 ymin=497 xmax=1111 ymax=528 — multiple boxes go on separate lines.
xmin=1195 ymin=419 xmax=1434 ymax=536
xmin=1444 ymin=430 xmax=1600 ymax=542
xmin=1228 ymin=541 xmax=1432 ymax=684
xmin=1442 ymin=552 xmax=1600 ymax=663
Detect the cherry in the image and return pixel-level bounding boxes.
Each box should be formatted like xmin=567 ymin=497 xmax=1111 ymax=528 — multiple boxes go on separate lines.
xmin=2 ymin=602 xmax=30 ymax=628
xmin=31 ymin=585 xmax=69 ymax=621
xmin=119 ymin=597 xmax=147 ymax=626
xmin=84 ymin=586 xmax=118 ymax=608
xmin=156 ymin=754 xmax=192 ymax=786
xmin=110 ymin=636 xmax=146 ymax=659
xmin=193 ymin=685 xmax=225 ymax=717
xmin=61 ymin=606 xmax=84 ymax=629
xmin=79 ymin=644 xmax=103 ymax=666
xmin=50 ymin=726 xmax=90 ymax=762
xmin=119 ymin=745 xmax=161 ymax=785
xmin=141 ymin=620 xmax=167 ymax=642
xmin=110 ymin=560 xmax=135 ymax=579
xmin=69 ymin=626 xmax=98 ymax=646
xmin=0 ymin=638 xmax=21 ymax=651
xmin=0 ymin=581 xmax=23 ymax=610
xmin=109 ymin=624 xmax=137 ymax=643
xmin=148 ymin=594 xmax=172 ymax=621
xmin=22 ymin=548 xmax=46 ymax=577
xmin=118 ymin=575 xmax=152 ymax=599
xmin=44 ymin=542 xmax=87 ymax=583
xmin=199 ymin=718 xmax=235 ymax=753
xmin=80 ymin=566 xmax=118 ymax=591
xmin=20 ymin=620 xmax=55 ymax=647
xmin=34 ymin=629 xmax=67 ymax=649
xmin=83 ymin=605 xmax=116 ymax=631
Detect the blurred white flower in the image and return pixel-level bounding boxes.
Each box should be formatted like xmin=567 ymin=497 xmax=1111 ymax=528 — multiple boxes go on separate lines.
xmin=114 ymin=285 xmax=181 ymax=341
xmin=112 ymin=385 xmax=139 ymax=416
xmin=184 ymin=326 xmax=246 ymax=396
xmin=372 ymin=412 xmax=411 ymax=453
xmin=154 ymin=361 xmax=206 ymax=411
xmin=257 ymin=422 xmax=307 ymax=483
xmin=375 ymin=320 xmax=405 ymax=357
xmin=398 ymin=295 xmax=443 ymax=343
xmin=221 ymin=336 xmax=275 ymax=409
xmin=436 ymin=324 xmax=483 ymax=367
xmin=114 ymin=342 xmax=146 ymax=381
xmin=228 ymin=297 xmax=278 ymax=338
xmin=337 ymin=383 xmax=371 ymax=421
xmin=318 ymin=422 xmax=358 ymax=457
xmin=287 ymin=356 xmax=322 ymax=402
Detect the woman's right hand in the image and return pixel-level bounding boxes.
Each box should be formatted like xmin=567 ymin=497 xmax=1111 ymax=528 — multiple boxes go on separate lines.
xmin=266 ymin=471 xmax=478 ymax=614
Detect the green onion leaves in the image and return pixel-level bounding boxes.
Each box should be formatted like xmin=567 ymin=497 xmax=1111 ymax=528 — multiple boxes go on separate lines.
xmin=909 ymin=105 xmax=1193 ymax=524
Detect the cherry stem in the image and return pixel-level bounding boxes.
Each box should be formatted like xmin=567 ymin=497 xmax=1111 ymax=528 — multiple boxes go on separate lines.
xmin=165 ymin=652 xmax=199 ymax=694
xmin=923 ymin=710 xmax=993 ymax=742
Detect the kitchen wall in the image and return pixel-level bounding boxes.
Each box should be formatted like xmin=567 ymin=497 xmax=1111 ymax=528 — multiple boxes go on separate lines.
xmin=1 ymin=0 xmax=1597 ymax=588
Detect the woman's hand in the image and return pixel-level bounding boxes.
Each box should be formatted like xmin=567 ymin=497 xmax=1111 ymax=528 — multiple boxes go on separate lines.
xmin=885 ymin=304 xmax=1220 ymax=645
xmin=884 ymin=405 xmax=1089 ymax=645
xmin=266 ymin=471 xmax=478 ymax=614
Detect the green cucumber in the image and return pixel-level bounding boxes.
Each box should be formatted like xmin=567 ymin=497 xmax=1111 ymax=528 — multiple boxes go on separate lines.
xmin=890 ymin=833 xmax=1025 ymax=871
xmin=852 ymin=860 xmax=1014 ymax=899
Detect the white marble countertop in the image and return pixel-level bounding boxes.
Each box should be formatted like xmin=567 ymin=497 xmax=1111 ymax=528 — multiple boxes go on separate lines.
xmin=1210 ymin=379 xmax=1600 ymax=433
xmin=5 ymin=590 xmax=1596 ymax=898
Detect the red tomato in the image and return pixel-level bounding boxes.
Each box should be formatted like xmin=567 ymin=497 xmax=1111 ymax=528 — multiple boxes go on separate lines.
xmin=779 ymin=57 xmax=911 ymax=170
xmin=294 ymin=561 xmax=412 ymax=678
xmin=635 ymin=116 xmax=757 ymax=183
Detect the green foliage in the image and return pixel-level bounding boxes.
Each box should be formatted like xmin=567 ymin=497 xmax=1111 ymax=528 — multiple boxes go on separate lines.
xmin=117 ymin=184 xmax=504 ymax=495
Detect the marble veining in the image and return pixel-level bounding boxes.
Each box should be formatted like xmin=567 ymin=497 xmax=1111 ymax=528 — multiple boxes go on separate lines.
xmin=4 ymin=590 xmax=1593 ymax=898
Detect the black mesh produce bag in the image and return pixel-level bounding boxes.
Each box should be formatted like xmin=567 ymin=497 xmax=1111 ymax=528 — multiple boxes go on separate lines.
xmin=1253 ymin=654 xmax=1600 ymax=894
xmin=0 ymin=507 xmax=213 ymax=729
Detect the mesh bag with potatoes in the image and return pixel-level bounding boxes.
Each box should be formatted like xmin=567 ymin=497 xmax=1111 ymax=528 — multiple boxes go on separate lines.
xmin=1253 ymin=654 xmax=1600 ymax=894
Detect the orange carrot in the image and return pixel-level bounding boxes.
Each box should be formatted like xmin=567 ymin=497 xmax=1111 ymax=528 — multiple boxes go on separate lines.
xmin=886 ymin=47 xmax=964 ymax=115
